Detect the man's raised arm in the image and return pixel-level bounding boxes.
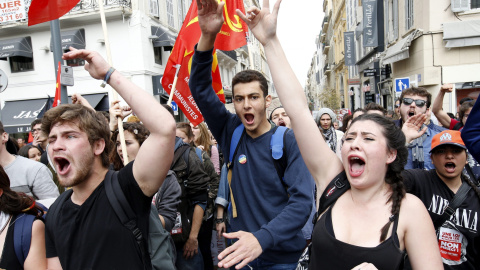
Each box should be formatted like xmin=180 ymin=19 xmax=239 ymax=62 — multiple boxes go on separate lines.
xmin=62 ymin=48 xmax=176 ymax=196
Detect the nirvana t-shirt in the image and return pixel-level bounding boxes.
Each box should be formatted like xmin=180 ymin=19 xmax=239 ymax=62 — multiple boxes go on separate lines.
xmin=402 ymin=169 xmax=480 ymax=269
xmin=45 ymin=162 xmax=152 ymax=270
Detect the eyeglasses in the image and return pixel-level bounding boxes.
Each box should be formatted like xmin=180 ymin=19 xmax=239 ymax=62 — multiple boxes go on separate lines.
xmin=394 ymin=105 xmax=399 ymax=108
xmin=402 ymin=98 xmax=426 ymax=108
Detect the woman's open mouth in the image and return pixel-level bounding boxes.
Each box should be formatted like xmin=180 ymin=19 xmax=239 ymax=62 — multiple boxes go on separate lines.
xmin=445 ymin=162 xmax=456 ymax=173
xmin=349 ymin=156 xmax=365 ymax=177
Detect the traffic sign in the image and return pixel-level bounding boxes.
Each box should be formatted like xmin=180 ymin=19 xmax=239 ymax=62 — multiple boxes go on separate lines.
xmin=171 ymin=101 xmax=178 ymax=115
xmin=395 ymin=78 xmax=410 ymax=93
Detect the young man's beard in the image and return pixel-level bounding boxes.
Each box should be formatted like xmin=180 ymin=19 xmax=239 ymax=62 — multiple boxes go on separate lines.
xmin=58 ymin=152 xmax=95 ymax=188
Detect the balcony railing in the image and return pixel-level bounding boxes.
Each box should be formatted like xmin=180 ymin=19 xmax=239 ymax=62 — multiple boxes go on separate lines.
xmin=1 ymin=0 xmax=131 ymax=26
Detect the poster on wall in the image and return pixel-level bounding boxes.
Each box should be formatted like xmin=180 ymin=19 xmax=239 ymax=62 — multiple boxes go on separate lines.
xmin=0 ymin=0 xmax=26 ymax=23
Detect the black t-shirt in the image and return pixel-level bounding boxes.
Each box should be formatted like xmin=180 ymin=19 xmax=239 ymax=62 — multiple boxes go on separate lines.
xmin=45 ymin=162 xmax=152 ymax=270
xmin=402 ymin=169 xmax=480 ymax=269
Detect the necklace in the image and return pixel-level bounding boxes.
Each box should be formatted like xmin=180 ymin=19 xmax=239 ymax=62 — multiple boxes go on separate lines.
xmin=0 ymin=215 xmax=12 ymax=235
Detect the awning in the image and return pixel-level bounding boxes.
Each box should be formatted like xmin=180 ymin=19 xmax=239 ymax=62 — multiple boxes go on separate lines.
xmin=50 ymin=29 xmax=86 ymax=51
xmin=1 ymin=98 xmax=48 ymax=134
xmin=443 ymin=20 xmax=480 ymax=48
xmin=151 ymin=25 xmax=177 ymax=47
xmin=0 ymin=37 xmax=33 ymax=59
xmin=381 ymin=30 xmax=421 ymax=65
xmin=67 ymin=93 xmax=109 ymax=111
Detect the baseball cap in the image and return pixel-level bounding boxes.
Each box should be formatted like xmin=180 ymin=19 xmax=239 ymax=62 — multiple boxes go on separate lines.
xmin=430 ymin=130 xmax=467 ymax=153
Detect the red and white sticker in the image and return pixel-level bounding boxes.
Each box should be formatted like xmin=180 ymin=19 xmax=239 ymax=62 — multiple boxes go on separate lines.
xmin=438 ymin=225 xmax=467 ymax=265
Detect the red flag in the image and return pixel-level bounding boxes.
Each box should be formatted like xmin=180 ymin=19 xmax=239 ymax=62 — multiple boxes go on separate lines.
xmin=28 ymin=0 xmax=81 ymax=26
xmin=181 ymin=0 xmax=248 ymax=51
xmin=53 ymin=61 xmax=61 ymax=107
xmin=161 ymin=0 xmax=246 ymax=125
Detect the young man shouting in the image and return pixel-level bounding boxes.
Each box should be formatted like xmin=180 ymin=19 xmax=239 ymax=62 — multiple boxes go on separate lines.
xmin=189 ymin=0 xmax=314 ymax=269
xmin=44 ymin=48 xmax=176 ymax=270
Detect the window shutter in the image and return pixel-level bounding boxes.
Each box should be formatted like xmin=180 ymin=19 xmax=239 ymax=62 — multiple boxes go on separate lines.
xmin=393 ymin=0 xmax=398 ymax=40
xmin=150 ymin=0 xmax=159 ymax=17
xmin=451 ymin=0 xmax=471 ymax=12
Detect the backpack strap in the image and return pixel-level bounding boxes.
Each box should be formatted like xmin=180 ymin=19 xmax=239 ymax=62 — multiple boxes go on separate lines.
xmin=104 ymin=170 xmax=149 ymax=270
xmin=271 ymin=126 xmax=288 ymax=182
xmin=434 ymin=180 xmax=471 ymax=229
xmin=318 ymin=171 xmax=349 ymax=215
xmin=229 ymin=124 xmax=245 ymax=164
xmin=13 ymin=214 xmax=36 ymax=265
xmin=195 ymin=147 xmax=203 ymax=164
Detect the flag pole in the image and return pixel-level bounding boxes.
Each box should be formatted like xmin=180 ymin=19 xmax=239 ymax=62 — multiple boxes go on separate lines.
xmin=98 ymin=0 xmax=129 ymax=164
xmin=246 ymin=0 xmax=256 ymax=70
xmin=167 ymin=65 xmax=181 ymax=106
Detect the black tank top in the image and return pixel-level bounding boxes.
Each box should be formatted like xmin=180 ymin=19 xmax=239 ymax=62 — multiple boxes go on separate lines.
xmin=309 ymin=204 xmax=405 ymax=270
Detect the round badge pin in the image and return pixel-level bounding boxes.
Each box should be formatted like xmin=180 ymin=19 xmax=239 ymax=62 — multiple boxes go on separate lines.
xmin=238 ymin=154 xmax=247 ymax=164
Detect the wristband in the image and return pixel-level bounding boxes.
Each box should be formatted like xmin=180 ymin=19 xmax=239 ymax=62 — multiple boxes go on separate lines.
xmin=215 ymin=217 xmax=225 ymax=224
xmin=100 ymin=67 xmax=116 ymax=88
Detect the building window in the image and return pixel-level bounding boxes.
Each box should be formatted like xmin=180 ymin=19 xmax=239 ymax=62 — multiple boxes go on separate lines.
xmin=472 ymin=0 xmax=480 ymax=9
xmin=149 ymin=0 xmax=159 ymax=17
xmin=64 ymin=49 xmax=85 ymax=67
xmin=154 ymin=47 xmax=162 ymax=65
xmin=166 ymin=0 xmax=174 ymax=28
xmin=405 ymin=0 xmax=413 ymax=30
xmin=385 ymin=0 xmax=399 ymax=43
xmin=177 ymin=0 xmax=184 ymax=29
xmin=9 ymin=56 xmax=33 ymax=73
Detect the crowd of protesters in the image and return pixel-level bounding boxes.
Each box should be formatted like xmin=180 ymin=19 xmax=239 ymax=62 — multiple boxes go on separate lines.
xmin=0 ymin=0 xmax=479 ymax=270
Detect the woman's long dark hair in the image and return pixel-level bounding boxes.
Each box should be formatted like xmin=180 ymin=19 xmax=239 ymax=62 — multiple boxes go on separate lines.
xmin=350 ymin=114 xmax=408 ymax=242
xmin=0 ymin=166 xmax=44 ymax=217
xmin=109 ymin=122 xmax=150 ymax=171
xmin=18 ymin=145 xmax=36 ymax=159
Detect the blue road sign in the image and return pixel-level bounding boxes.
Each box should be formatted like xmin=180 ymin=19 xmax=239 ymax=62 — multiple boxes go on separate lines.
xmin=395 ymin=78 xmax=410 ymax=93
xmin=171 ymin=101 xmax=178 ymax=112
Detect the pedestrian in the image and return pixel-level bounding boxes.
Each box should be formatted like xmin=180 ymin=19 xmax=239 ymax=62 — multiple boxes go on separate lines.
xmin=243 ymin=1 xmax=443 ymax=269
xmin=365 ymin=102 xmax=386 ymax=116
xmin=189 ymin=1 xmax=314 ymax=269
xmin=0 ymin=121 xmax=58 ymax=200
xmin=394 ymin=87 xmax=446 ymax=169
xmin=269 ymin=106 xmax=291 ymax=128
xmin=44 ymin=48 xmax=176 ymax=269
xmin=0 ymin=165 xmax=46 ymax=269
xmin=432 ymin=84 xmax=475 ymax=131
xmin=316 ymin=108 xmax=344 ymax=155
xmin=401 ymin=119 xmax=480 ymax=269
xmin=18 ymin=145 xmax=42 ymax=162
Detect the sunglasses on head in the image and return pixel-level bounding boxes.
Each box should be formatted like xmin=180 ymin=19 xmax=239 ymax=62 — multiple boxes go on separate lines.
xmin=402 ymin=98 xmax=426 ymax=107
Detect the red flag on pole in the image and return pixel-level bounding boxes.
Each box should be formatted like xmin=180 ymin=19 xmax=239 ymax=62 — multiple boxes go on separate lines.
xmin=27 ymin=0 xmax=81 ymax=26
xmin=161 ymin=0 xmax=247 ymax=125
xmin=53 ymin=61 xmax=61 ymax=107
xmin=180 ymin=0 xmax=248 ymax=51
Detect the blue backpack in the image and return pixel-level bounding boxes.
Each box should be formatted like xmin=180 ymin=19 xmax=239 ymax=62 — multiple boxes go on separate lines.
xmin=13 ymin=203 xmax=48 ymax=265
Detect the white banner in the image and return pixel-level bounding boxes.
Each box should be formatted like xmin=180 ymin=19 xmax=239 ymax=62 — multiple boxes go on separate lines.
xmin=0 ymin=0 xmax=26 ymax=23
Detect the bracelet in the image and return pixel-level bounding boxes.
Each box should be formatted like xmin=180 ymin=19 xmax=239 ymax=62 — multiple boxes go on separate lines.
xmin=100 ymin=67 xmax=116 ymax=88
xmin=215 ymin=217 xmax=225 ymax=224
